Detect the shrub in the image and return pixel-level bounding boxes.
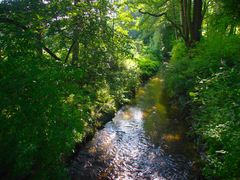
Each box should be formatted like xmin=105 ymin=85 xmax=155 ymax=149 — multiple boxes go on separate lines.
xmin=165 ymin=41 xmax=193 ymax=98
xmin=0 ymin=54 xmax=141 ymax=179
xmin=165 ymin=33 xmax=240 ymax=179
xmin=192 ymin=68 xmax=240 ymax=179
xmin=0 ymin=56 xmax=90 ymax=179
xmin=137 ymin=56 xmax=161 ymax=81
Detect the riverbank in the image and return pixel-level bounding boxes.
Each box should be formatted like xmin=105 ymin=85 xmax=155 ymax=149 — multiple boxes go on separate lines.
xmin=163 ymin=33 xmax=240 ymax=179
xmin=67 ymin=70 xmax=159 ymax=171
xmin=70 ymin=74 xmax=201 ymax=179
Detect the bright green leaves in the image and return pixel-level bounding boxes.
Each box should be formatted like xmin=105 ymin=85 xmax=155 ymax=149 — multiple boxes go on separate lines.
xmin=165 ymin=32 xmax=240 ymax=179
xmin=189 ymin=92 xmax=197 ymax=97
xmin=0 ymin=0 xmax=142 ymax=179
xmin=0 ymin=56 xmax=88 ymax=179
xmin=64 ymin=94 xmax=75 ymax=104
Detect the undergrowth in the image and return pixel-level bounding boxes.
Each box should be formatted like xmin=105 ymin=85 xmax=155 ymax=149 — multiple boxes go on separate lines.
xmin=165 ymin=33 xmax=240 ymax=179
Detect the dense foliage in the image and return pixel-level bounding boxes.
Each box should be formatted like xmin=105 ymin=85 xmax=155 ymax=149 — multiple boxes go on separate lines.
xmin=165 ymin=18 xmax=240 ymax=180
xmin=0 ymin=56 xmax=87 ymax=178
xmin=1 ymin=0 xmax=240 ymax=179
xmin=129 ymin=0 xmax=240 ymax=179
xmin=0 ymin=0 xmax=153 ymax=178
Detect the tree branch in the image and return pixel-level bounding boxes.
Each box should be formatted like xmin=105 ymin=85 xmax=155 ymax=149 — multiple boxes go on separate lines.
xmin=165 ymin=14 xmax=186 ymax=41
xmin=43 ymin=46 xmax=61 ymax=61
xmin=139 ymin=9 xmax=166 ymax=17
xmin=64 ymin=41 xmax=75 ymax=63
xmin=0 ymin=17 xmax=28 ymax=31
xmin=0 ymin=17 xmax=62 ymax=61
xmin=202 ymin=0 xmax=211 ymax=18
xmin=138 ymin=9 xmax=186 ymax=41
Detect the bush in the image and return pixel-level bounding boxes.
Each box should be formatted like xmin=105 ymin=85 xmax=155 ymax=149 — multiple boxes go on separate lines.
xmin=0 ymin=53 xmax=141 ymax=179
xmin=110 ymin=59 xmax=140 ymax=105
xmin=165 ymin=33 xmax=240 ymax=179
xmin=0 ymin=56 xmax=91 ymax=179
xmin=165 ymin=41 xmax=193 ymax=98
xmin=137 ymin=56 xmax=161 ymax=81
xmin=166 ymin=34 xmax=240 ymax=96
xmin=192 ymin=68 xmax=240 ymax=179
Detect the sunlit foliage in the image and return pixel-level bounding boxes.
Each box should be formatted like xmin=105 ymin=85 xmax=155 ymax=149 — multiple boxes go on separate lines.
xmin=0 ymin=0 xmax=143 ymax=178
xmin=165 ymin=32 xmax=240 ymax=179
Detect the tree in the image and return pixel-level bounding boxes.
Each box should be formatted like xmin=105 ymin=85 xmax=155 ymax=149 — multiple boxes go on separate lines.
xmin=0 ymin=0 xmax=140 ymax=178
xmin=134 ymin=0 xmax=206 ymax=47
xmin=71 ymin=0 xmax=80 ymax=65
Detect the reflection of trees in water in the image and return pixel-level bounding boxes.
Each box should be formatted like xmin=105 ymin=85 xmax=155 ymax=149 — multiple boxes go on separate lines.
xmin=71 ymin=76 xmax=198 ymax=179
xmin=136 ymin=76 xmax=169 ymax=144
xmin=135 ymin=75 xmax=195 ymax=157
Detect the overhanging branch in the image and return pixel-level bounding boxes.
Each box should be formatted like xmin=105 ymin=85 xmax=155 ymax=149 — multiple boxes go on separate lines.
xmin=139 ymin=9 xmax=166 ymax=17
xmin=64 ymin=41 xmax=75 ymax=63
xmin=0 ymin=17 xmax=28 ymax=31
xmin=0 ymin=17 xmax=62 ymax=61
xmin=43 ymin=46 xmax=61 ymax=61
xmin=138 ymin=9 xmax=186 ymax=41
xmin=164 ymin=14 xmax=186 ymax=41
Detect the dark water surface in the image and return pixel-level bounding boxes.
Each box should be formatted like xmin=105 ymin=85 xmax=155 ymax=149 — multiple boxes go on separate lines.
xmin=70 ymin=76 xmax=199 ymax=180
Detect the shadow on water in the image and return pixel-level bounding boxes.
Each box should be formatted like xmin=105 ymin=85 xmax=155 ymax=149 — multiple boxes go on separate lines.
xmin=135 ymin=76 xmax=197 ymax=158
xmin=70 ymin=74 xmax=201 ymax=180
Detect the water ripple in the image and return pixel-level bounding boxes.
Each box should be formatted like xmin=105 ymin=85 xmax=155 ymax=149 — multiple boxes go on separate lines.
xmin=70 ymin=107 xmax=192 ymax=180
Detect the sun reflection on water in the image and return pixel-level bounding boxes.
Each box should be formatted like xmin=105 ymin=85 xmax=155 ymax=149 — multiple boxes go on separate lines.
xmin=71 ymin=74 xmax=200 ymax=180
xmin=135 ymin=75 xmax=196 ymax=156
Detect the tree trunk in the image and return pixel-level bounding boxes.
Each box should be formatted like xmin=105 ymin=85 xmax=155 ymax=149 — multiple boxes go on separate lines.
xmin=71 ymin=0 xmax=80 ymax=65
xmin=180 ymin=0 xmax=203 ymax=47
xmin=71 ymin=27 xmax=80 ymax=65
xmin=181 ymin=0 xmax=192 ymax=47
xmin=187 ymin=0 xmax=192 ymax=43
xmin=139 ymin=0 xmax=204 ymax=48
xmin=192 ymin=0 xmax=203 ymax=42
xmin=36 ymin=33 xmax=43 ymax=56
xmin=181 ymin=0 xmax=187 ymax=40
xmin=172 ymin=0 xmax=178 ymax=39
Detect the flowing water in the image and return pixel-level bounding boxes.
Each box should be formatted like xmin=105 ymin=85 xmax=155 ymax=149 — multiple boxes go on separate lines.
xmin=70 ymin=76 xmax=199 ymax=180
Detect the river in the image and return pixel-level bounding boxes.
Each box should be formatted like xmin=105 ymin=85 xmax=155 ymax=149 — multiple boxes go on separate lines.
xmin=70 ymin=75 xmax=199 ymax=180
